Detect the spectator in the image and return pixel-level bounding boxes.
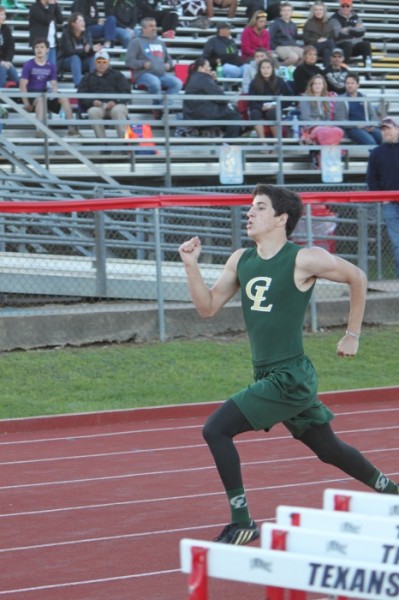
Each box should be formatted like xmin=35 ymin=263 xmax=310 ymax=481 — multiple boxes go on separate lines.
xmin=293 ymin=44 xmax=324 ymax=95
xmin=58 ymin=12 xmax=100 ymax=86
xmin=29 ymin=0 xmax=64 ymax=65
xmin=241 ymin=0 xmax=280 ymax=22
xmin=125 ymin=17 xmax=182 ymax=112
xmin=302 ymin=1 xmax=335 ymax=68
xmin=248 ymin=57 xmax=292 ymax=141
xmin=205 ymin=0 xmax=237 ymax=20
xmin=329 ymin=0 xmax=372 ymax=68
xmin=137 ymin=0 xmax=179 ymax=39
xmin=269 ymin=2 xmax=303 ymax=66
xmin=241 ymin=47 xmax=268 ymax=93
xmin=203 ymin=21 xmax=244 ymax=79
xmin=104 ymin=0 xmax=137 ymax=48
xmin=366 ymin=117 xmax=399 ymax=277
xmin=183 ymin=57 xmax=241 ymax=137
xmin=71 ymin=0 xmax=117 ymax=48
xmin=335 ymin=72 xmax=381 ymax=146
xmin=0 ymin=7 xmax=19 ymax=88
xmin=299 ymin=73 xmax=344 ymax=168
xmin=324 ymin=46 xmax=349 ymax=93
xmin=19 ymin=38 xmax=80 ymax=137
xmin=77 ymin=49 xmax=131 ymax=138
xmin=240 ymin=10 xmax=270 ymax=63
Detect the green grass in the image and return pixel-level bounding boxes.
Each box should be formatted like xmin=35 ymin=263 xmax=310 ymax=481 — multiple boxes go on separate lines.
xmin=0 ymin=325 xmax=398 ymax=419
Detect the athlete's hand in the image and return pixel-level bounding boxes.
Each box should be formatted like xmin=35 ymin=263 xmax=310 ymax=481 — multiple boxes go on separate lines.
xmin=178 ymin=236 xmax=202 ymax=265
xmin=336 ymin=334 xmax=359 ymax=357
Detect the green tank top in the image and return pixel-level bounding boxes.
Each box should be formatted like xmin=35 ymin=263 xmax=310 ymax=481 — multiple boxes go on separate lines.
xmin=237 ymin=242 xmax=315 ymax=367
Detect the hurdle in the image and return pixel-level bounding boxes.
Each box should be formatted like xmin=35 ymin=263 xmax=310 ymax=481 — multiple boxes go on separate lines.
xmin=323 ymin=487 xmax=399 ymax=517
xmin=181 ymin=491 xmax=399 ymax=599
xmin=276 ymin=505 xmax=399 ymax=539
xmin=180 ymin=537 xmax=399 ymax=600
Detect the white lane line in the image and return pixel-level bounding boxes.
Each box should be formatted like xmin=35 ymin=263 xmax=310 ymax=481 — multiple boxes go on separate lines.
xmin=0 ymin=405 xmax=397 ymax=447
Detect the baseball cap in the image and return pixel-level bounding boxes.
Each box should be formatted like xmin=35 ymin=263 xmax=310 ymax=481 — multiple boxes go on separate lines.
xmin=216 ymin=21 xmax=231 ymax=31
xmin=340 ymin=0 xmax=352 ymax=5
xmin=381 ymin=117 xmax=399 ymax=128
xmin=332 ymin=47 xmax=344 ymax=56
xmin=95 ymin=49 xmax=110 ymax=61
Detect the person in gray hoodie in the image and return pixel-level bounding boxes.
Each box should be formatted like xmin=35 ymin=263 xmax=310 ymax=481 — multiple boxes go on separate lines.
xmin=125 ymin=17 xmax=182 ymax=107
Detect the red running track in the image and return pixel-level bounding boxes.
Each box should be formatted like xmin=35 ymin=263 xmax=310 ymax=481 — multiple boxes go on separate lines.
xmin=0 ymin=388 xmax=398 ymax=600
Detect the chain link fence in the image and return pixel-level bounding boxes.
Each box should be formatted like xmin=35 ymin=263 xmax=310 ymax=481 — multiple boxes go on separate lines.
xmin=0 ymin=196 xmax=397 ymax=350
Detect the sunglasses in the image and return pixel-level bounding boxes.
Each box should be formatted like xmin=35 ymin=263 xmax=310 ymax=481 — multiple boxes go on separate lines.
xmin=96 ymin=58 xmax=109 ymax=63
xmin=341 ymin=4 xmax=351 ymax=7
xmin=256 ymin=12 xmax=267 ymax=18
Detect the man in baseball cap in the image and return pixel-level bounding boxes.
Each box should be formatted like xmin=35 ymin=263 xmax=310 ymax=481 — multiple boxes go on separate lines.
xmin=367 ymin=115 xmax=399 ymax=277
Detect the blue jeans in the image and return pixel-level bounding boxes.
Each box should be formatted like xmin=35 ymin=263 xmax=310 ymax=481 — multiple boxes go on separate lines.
xmin=62 ymin=55 xmax=95 ymax=86
xmin=382 ymin=202 xmax=399 ymax=277
xmin=135 ymin=72 xmax=182 ymax=105
xmin=222 ymin=63 xmax=245 ymax=78
xmin=0 ymin=63 xmax=19 ymax=88
xmin=116 ymin=27 xmax=134 ymax=49
xmin=347 ymin=127 xmax=382 ymax=146
xmin=48 ymin=47 xmax=57 ymax=65
xmin=89 ymin=16 xmax=117 ymax=43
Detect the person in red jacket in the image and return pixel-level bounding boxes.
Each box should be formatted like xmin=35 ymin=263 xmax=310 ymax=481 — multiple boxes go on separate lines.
xmin=240 ymin=10 xmax=270 ymax=62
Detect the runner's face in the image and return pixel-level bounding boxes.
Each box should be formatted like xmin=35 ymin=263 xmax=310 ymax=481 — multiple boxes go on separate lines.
xmin=247 ymin=195 xmax=280 ymax=238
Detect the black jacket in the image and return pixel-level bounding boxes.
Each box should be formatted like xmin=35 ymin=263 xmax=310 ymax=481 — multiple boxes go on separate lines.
xmin=71 ymin=0 xmax=100 ymax=27
xmin=249 ymin=77 xmax=293 ymax=112
xmin=105 ymin=0 xmax=137 ymax=28
xmin=183 ymin=71 xmax=232 ymax=120
xmin=77 ymin=67 xmax=131 ymax=109
xmin=29 ymin=0 xmax=64 ymax=47
xmin=293 ymin=63 xmax=324 ymax=95
xmin=0 ymin=24 xmax=15 ymax=62
xmin=202 ymin=35 xmax=243 ymax=69
xmin=58 ymin=26 xmax=94 ymax=61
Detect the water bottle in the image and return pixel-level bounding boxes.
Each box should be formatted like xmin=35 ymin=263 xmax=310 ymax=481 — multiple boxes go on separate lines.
xmin=216 ymin=59 xmax=223 ymax=79
xmin=292 ymin=114 xmax=300 ymax=139
xmin=365 ymin=56 xmax=372 ymax=69
xmin=59 ymin=107 xmax=65 ymax=120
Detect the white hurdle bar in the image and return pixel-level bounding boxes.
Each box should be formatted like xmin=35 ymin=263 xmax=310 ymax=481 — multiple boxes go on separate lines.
xmin=180 ymin=538 xmax=399 ymax=600
xmin=276 ymin=505 xmax=399 ymax=539
xmin=324 ymin=487 xmax=399 ymax=517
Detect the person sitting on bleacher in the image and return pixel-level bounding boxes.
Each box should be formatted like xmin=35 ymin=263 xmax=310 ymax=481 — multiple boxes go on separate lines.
xmin=29 ymin=0 xmax=64 ymax=66
xmin=58 ymin=12 xmax=101 ymax=86
xmin=240 ymin=10 xmax=270 ymax=63
xmin=125 ymin=17 xmax=182 ymax=114
xmin=71 ymin=0 xmax=117 ymax=48
xmin=241 ymin=0 xmax=280 ymax=22
xmin=104 ymin=0 xmax=138 ymax=48
xmin=323 ymin=46 xmax=348 ymax=93
xmin=334 ymin=71 xmax=382 ymax=146
xmin=203 ymin=21 xmax=244 ymax=79
xmin=183 ymin=57 xmax=241 ymax=137
xmin=0 ymin=7 xmax=19 ymax=89
xmin=20 ymin=37 xmax=80 ymax=137
xmin=241 ymin=47 xmax=268 ymax=93
xmin=204 ymin=0 xmax=237 ymax=21
xmin=136 ymin=0 xmax=179 ymax=39
xmin=329 ymin=0 xmax=372 ymax=71
xmin=293 ymin=45 xmax=324 ymax=95
xmin=248 ymin=57 xmax=292 ymax=143
xmin=269 ymin=2 xmax=303 ymax=66
xmin=77 ymin=48 xmax=131 ymax=138
xmin=299 ymin=73 xmax=344 ymax=168
xmin=302 ymin=1 xmax=335 ymax=68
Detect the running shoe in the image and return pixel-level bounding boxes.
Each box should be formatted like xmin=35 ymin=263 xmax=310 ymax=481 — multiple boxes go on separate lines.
xmin=214 ymin=520 xmax=259 ymax=545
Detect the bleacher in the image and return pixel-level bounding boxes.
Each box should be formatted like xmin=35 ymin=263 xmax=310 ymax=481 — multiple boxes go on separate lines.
xmin=1 ymin=0 xmax=399 ymax=188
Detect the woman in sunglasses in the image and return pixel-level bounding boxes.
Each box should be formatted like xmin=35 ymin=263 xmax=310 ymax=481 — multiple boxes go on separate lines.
xmin=329 ymin=0 xmax=372 ymax=68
